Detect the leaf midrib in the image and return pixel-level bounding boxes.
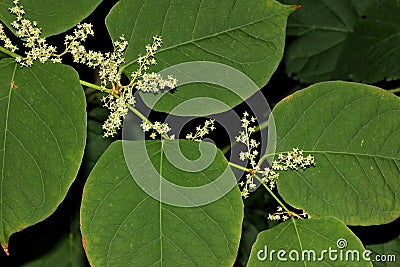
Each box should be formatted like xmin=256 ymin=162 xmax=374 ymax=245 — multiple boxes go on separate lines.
xmin=159 ymin=140 xmax=164 ymax=266
xmin=0 ymin=62 xmax=17 ymax=243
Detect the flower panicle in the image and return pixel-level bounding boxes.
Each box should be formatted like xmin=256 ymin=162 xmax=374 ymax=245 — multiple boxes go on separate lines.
xmin=132 ymin=35 xmax=177 ymax=94
xmin=140 ymin=120 xmax=174 ymax=140
xmin=235 ymin=112 xmax=260 ymax=198
xmin=0 ymin=23 xmax=18 ymax=52
xmin=235 ymin=112 xmax=259 ymax=169
xmin=9 ymin=0 xmax=58 ymax=66
xmin=3 ymin=2 xmax=178 ymax=138
xmin=134 ymin=35 xmax=162 ymax=77
xmin=101 ymin=36 xmax=177 ymax=138
xmin=268 ymin=206 xmax=310 ymax=221
xmin=186 ymin=119 xmax=216 ymax=141
xmin=235 ymin=112 xmax=315 ymax=198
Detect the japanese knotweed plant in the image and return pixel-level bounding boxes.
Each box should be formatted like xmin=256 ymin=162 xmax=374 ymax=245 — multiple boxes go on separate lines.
xmin=0 ymin=0 xmax=399 ymax=266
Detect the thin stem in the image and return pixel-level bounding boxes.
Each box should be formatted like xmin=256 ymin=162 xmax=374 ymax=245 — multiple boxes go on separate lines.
xmin=0 ymin=45 xmax=19 ymax=58
xmin=221 ymin=143 xmax=233 ymax=155
xmin=54 ymin=36 xmax=78 ymax=58
xmin=257 ymin=151 xmax=280 ymax=168
xmin=253 ymin=174 xmax=292 ymax=214
xmin=388 ymin=87 xmax=400 ymax=93
xmin=126 ymin=104 xmax=149 ymax=123
xmin=228 ymin=162 xmax=252 ymax=173
xmin=79 ymin=79 xmax=170 ymax=140
xmin=228 ymin=161 xmax=298 ymax=218
xmin=79 ymin=80 xmax=110 ymax=93
xmin=126 ymin=102 xmax=171 ymax=140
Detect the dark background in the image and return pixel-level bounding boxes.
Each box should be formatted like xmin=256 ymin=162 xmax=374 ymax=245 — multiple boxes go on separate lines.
xmin=1 ymin=0 xmax=399 ymax=266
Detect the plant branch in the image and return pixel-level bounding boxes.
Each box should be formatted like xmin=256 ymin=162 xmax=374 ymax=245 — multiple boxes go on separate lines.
xmin=228 ymin=161 xmax=301 ymax=218
xmin=252 ymin=174 xmax=292 ymax=214
xmin=79 ymin=80 xmax=110 ymax=93
xmin=0 ymin=45 xmax=19 ymax=58
xmin=228 ymin=162 xmax=253 ymax=173
xmin=0 ymin=44 xmax=170 ymax=140
xmin=125 ymin=99 xmax=171 ymax=140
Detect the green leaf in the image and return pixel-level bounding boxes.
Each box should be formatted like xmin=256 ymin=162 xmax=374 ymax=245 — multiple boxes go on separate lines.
xmin=334 ymin=0 xmax=400 ymax=82
xmin=80 ymin=140 xmax=243 ymax=266
xmin=247 ymin=217 xmax=372 ymax=266
xmin=366 ymin=236 xmax=400 ymax=267
xmin=0 ymin=59 xmax=86 ymax=248
xmin=0 ymin=0 xmax=102 ymax=37
xmin=106 ymin=0 xmax=295 ymax=115
xmin=282 ymin=0 xmax=400 ymax=83
xmin=270 ymin=81 xmax=400 ymax=225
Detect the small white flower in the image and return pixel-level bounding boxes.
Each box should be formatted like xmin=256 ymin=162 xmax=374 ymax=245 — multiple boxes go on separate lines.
xmin=186 ymin=119 xmax=216 ymax=141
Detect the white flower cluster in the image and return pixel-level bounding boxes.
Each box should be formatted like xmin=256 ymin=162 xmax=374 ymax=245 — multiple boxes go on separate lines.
xmin=63 ymin=23 xmax=128 ymax=88
xmin=235 ymin=112 xmax=315 ymax=198
xmin=2 ymin=1 xmax=178 ymax=138
xmin=9 ymin=0 xmax=58 ymax=66
xmin=259 ymin=148 xmax=315 ymax=191
xmin=140 ymin=121 xmax=174 ymax=140
xmin=235 ymin=112 xmax=259 ymax=169
xmin=100 ymin=36 xmax=176 ymax=137
xmin=0 ymin=23 xmax=18 ymax=52
xmin=62 ymin=26 xmax=175 ymax=137
xmin=260 ymin=167 xmax=280 ymax=190
xmin=133 ymin=36 xmax=162 ymax=78
xmin=268 ymin=207 xmax=290 ymax=221
xmin=132 ymin=36 xmax=177 ymax=94
xmin=101 ymin=93 xmax=135 ymax=138
xmin=136 ymin=73 xmax=177 ymax=93
xmin=273 ymin=148 xmax=315 ymax=171
xmin=235 ymin=112 xmax=260 ymax=198
xmin=186 ymin=119 xmax=216 ymax=141
xmin=63 ymin=23 xmax=97 ymax=64
xmin=268 ymin=206 xmax=310 ymax=221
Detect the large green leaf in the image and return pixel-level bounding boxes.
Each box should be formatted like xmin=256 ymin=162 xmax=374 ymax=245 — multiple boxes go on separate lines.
xmin=0 ymin=59 xmax=86 ymax=249
xmin=0 ymin=0 xmax=102 ymax=37
xmin=106 ymin=0 xmax=296 ymax=115
xmin=247 ymin=217 xmax=372 ymax=266
xmin=80 ymin=140 xmax=243 ymax=266
xmin=270 ymin=81 xmax=400 ymax=225
xmin=334 ymin=0 xmax=400 ymax=83
xmin=282 ymin=0 xmax=400 ymax=83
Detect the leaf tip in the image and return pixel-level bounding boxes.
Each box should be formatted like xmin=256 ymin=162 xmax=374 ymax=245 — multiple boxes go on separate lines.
xmin=295 ymin=4 xmax=301 ymax=10
xmin=2 ymin=244 xmax=9 ymax=256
